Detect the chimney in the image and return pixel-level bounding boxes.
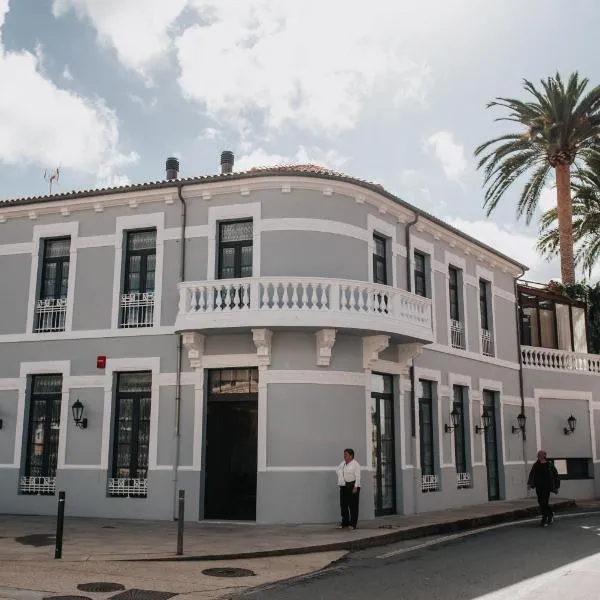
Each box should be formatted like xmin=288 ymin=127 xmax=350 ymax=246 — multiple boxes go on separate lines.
xmin=220 ymin=150 xmax=234 ymax=174
xmin=166 ymin=156 xmax=179 ymax=180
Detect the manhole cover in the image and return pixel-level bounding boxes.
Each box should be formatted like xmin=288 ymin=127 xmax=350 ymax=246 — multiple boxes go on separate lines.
xmin=107 ymin=590 xmax=176 ymax=600
xmin=43 ymin=596 xmax=91 ymax=600
xmin=78 ymin=582 xmax=125 ymax=593
xmin=15 ymin=533 xmax=55 ymax=547
xmin=202 ymin=568 xmax=256 ymax=578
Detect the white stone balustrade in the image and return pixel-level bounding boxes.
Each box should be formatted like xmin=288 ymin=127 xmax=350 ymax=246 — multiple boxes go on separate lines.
xmin=521 ymin=345 xmax=600 ymax=374
xmin=176 ymin=277 xmax=433 ymax=341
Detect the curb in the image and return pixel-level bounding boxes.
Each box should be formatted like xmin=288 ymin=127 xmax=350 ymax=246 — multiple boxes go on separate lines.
xmin=134 ymin=499 xmax=576 ymax=563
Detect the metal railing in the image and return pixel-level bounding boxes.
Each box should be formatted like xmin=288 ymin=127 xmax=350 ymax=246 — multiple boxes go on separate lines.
xmin=481 ymin=329 xmax=494 ymax=357
xmin=34 ymin=298 xmax=67 ymax=333
xmin=20 ymin=476 xmax=56 ymax=495
xmin=119 ymin=292 xmax=154 ymax=328
xmin=107 ymin=478 xmax=148 ymax=498
xmin=457 ymin=472 xmax=472 ymax=489
xmin=450 ymin=319 xmax=465 ymax=349
xmin=421 ymin=474 xmax=440 ymax=492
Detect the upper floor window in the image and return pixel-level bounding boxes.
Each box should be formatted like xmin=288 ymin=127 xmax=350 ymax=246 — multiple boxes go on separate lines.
xmin=108 ymin=371 xmax=152 ymax=498
xmin=218 ymin=220 xmax=253 ymax=279
xmin=372 ymin=234 xmax=388 ymax=285
xmin=449 ymin=266 xmax=465 ymax=350
xmin=34 ymin=238 xmax=70 ymax=333
xmin=414 ymin=251 xmax=427 ymax=297
xmin=479 ymin=279 xmax=494 ymax=357
xmin=448 ymin=267 xmax=460 ymax=321
xmin=120 ymin=229 xmax=156 ymax=328
xmin=20 ymin=374 xmax=62 ymax=495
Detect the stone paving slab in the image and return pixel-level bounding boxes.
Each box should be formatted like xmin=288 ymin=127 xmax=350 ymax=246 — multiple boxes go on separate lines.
xmin=0 ymin=497 xmax=576 ymax=563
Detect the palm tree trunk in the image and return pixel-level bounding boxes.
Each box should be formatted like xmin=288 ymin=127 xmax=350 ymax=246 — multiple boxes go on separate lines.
xmin=555 ymin=163 xmax=576 ymax=284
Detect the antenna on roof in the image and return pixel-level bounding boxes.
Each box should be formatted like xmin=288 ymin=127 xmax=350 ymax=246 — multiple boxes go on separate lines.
xmin=43 ymin=166 xmax=61 ymax=195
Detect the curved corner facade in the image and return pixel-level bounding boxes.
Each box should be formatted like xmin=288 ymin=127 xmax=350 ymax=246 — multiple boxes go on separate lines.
xmin=0 ymin=171 xmax=598 ymax=523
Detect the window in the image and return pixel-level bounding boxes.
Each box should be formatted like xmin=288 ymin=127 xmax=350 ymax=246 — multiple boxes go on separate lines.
xmin=35 ymin=238 xmax=70 ymax=333
xmin=21 ymin=374 xmax=62 ymax=495
xmin=109 ymin=372 xmax=152 ymax=498
xmin=550 ymin=458 xmax=592 ymax=480
xmin=419 ymin=380 xmax=435 ymax=477
xmin=120 ymin=229 xmax=156 ymax=328
xmin=218 ymin=220 xmax=253 ymax=279
xmin=479 ymin=280 xmax=490 ymax=330
xmin=453 ymin=386 xmax=467 ymax=474
xmin=414 ymin=252 xmax=427 ymax=297
xmin=373 ymin=234 xmax=388 ymax=285
xmin=448 ymin=267 xmax=460 ymax=321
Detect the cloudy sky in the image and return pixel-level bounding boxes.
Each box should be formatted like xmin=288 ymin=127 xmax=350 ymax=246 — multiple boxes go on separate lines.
xmin=0 ymin=0 xmax=598 ymax=282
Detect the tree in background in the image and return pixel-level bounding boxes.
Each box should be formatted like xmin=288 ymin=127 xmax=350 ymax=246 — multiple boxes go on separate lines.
xmin=475 ymin=72 xmax=600 ymax=284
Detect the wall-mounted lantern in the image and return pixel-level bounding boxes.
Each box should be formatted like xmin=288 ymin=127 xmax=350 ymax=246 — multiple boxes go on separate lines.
xmin=512 ymin=412 xmax=527 ymax=435
xmin=564 ymin=414 xmax=577 ymax=436
xmin=445 ymin=408 xmax=461 ymax=433
xmin=475 ymin=409 xmax=491 ymax=434
xmin=71 ymin=399 xmax=88 ymax=429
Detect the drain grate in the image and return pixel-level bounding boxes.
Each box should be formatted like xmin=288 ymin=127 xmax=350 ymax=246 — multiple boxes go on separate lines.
xmin=107 ymin=590 xmax=176 ymax=600
xmin=202 ymin=567 xmax=256 ymax=578
xmin=78 ymin=582 xmax=125 ymax=593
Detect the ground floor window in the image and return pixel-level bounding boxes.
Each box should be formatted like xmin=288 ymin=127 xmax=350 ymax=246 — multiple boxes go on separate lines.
xmin=419 ymin=379 xmax=439 ymax=492
xmin=550 ymin=457 xmax=593 ymax=480
xmin=108 ymin=371 xmax=152 ymax=498
xmin=20 ymin=374 xmax=62 ymax=495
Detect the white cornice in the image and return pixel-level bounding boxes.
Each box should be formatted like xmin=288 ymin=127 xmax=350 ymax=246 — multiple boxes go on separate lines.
xmin=0 ymin=174 xmax=525 ymax=276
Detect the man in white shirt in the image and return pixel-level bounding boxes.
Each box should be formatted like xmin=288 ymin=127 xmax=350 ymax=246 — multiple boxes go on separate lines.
xmin=336 ymin=448 xmax=361 ymax=529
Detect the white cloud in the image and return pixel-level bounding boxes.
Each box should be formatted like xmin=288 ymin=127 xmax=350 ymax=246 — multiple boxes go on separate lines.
xmin=426 ymin=131 xmax=467 ymax=182
xmin=198 ymin=127 xmax=220 ymax=140
xmin=127 ymin=93 xmax=158 ymax=111
xmin=62 ymin=65 xmax=74 ymax=81
xmin=538 ymin=186 xmax=555 ymax=212
xmin=52 ymin=0 xmax=188 ymax=76
xmin=233 ymin=146 xmax=349 ymax=173
xmin=176 ymin=1 xmax=432 ymax=134
xmin=0 ymin=1 xmax=137 ymax=181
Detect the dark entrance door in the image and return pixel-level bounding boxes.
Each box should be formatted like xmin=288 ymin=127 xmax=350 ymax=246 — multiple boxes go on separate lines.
xmin=371 ymin=373 xmax=396 ymax=516
xmin=204 ymin=368 xmax=258 ymax=520
xmin=483 ymin=390 xmax=500 ymax=501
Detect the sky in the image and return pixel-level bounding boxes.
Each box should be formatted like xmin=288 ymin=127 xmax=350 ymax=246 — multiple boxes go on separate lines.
xmin=0 ymin=0 xmax=599 ymax=282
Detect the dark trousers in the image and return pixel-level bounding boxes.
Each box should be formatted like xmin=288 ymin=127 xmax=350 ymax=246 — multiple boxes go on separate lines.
xmin=340 ymin=482 xmax=360 ymax=527
xmin=536 ymin=488 xmax=553 ymax=521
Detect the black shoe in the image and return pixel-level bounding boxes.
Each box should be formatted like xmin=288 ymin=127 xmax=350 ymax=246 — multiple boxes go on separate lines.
xmin=540 ymin=518 xmax=547 ymax=527
xmin=548 ymin=514 xmax=554 ymax=525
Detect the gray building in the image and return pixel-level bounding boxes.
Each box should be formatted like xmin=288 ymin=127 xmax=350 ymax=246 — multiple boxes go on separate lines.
xmin=0 ymin=153 xmax=597 ymax=523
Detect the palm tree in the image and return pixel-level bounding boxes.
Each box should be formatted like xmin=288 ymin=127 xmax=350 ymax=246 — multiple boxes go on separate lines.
xmin=538 ymin=159 xmax=600 ymax=277
xmin=475 ymin=72 xmax=600 ymax=284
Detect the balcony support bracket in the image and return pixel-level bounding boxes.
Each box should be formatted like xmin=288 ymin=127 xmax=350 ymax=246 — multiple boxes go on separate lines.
xmin=363 ymin=335 xmax=390 ymax=370
xmin=397 ymin=343 xmax=424 ymax=375
xmin=252 ymin=328 xmax=273 ymax=367
xmin=316 ymin=329 xmax=337 ymax=367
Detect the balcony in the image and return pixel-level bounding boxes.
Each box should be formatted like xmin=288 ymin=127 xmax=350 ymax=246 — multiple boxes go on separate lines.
xmin=119 ymin=292 xmax=155 ymax=328
xmin=34 ymin=298 xmax=67 ymax=333
xmin=450 ymin=319 xmax=465 ymax=350
xmin=521 ymin=346 xmax=600 ymax=374
xmin=175 ymin=277 xmax=433 ymax=341
xmin=481 ymin=328 xmax=494 ymax=357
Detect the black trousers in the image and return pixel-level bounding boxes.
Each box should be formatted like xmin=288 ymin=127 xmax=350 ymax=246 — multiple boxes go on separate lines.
xmin=340 ymin=482 xmax=360 ymax=527
xmin=536 ymin=488 xmax=553 ymax=521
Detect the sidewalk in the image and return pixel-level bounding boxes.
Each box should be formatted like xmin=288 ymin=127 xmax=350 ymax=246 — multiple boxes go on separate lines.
xmin=0 ymin=497 xmax=576 ymax=563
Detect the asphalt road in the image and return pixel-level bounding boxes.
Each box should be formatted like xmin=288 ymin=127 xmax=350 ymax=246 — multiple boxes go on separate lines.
xmin=239 ymin=512 xmax=600 ymax=600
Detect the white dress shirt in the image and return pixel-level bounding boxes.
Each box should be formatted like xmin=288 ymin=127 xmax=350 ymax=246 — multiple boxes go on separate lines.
xmin=336 ymin=459 xmax=361 ymax=488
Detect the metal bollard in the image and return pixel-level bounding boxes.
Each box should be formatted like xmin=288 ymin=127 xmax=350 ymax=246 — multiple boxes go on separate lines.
xmin=176 ymin=489 xmax=185 ymax=556
xmin=55 ymin=491 xmax=66 ymax=559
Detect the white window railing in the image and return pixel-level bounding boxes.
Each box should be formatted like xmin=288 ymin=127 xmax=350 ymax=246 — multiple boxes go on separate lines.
xmin=34 ymin=298 xmax=67 ymax=333
xmin=450 ymin=319 xmax=465 ymax=350
xmin=108 ymin=478 xmax=148 ymax=498
xmin=481 ymin=329 xmax=494 ymax=357
xmin=421 ymin=474 xmax=440 ymax=492
xmin=119 ymin=292 xmax=154 ymax=328
xmin=521 ymin=346 xmax=600 ymax=374
xmin=20 ymin=476 xmax=56 ymax=495
xmin=457 ymin=472 xmax=472 ymax=489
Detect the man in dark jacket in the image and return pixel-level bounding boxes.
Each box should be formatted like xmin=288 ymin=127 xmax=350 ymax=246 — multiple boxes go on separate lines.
xmin=528 ymin=450 xmax=560 ymax=526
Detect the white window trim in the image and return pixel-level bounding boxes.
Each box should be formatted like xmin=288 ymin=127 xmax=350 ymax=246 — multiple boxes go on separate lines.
xmin=410 ymin=235 xmax=436 ymax=337
xmin=111 ymin=213 xmax=165 ymax=330
xmin=101 ymin=357 xmax=161 ymax=471
xmin=15 ymin=361 xmax=71 ymax=470
xmin=475 ymin=265 xmax=498 ymax=357
xmin=445 ymin=250 xmax=468 ymax=352
xmin=26 ymin=222 xmax=79 ymax=335
xmin=413 ymin=368 xmax=441 ymax=471
xmin=207 ymin=203 xmax=261 ymax=280
xmin=367 ymin=214 xmax=397 ymax=287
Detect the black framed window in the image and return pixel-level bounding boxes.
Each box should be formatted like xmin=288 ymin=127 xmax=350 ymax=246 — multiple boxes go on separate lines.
xmin=23 ymin=374 xmax=62 ymax=494
xmin=35 ymin=238 xmax=70 ymax=332
xmin=414 ymin=252 xmax=427 ymax=297
xmin=373 ymin=234 xmax=388 ymax=285
xmin=449 ymin=266 xmax=460 ymax=321
xmin=453 ymin=385 xmax=467 ymax=473
xmin=480 ymin=280 xmax=490 ymax=330
xmin=110 ymin=372 xmax=152 ymax=497
xmin=419 ymin=380 xmax=435 ymax=476
xmin=120 ymin=229 xmax=156 ymax=328
xmin=549 ymin=458 xmax=592 ymax=480
xmin=218 ymin=220 xmax=253 ymax=279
